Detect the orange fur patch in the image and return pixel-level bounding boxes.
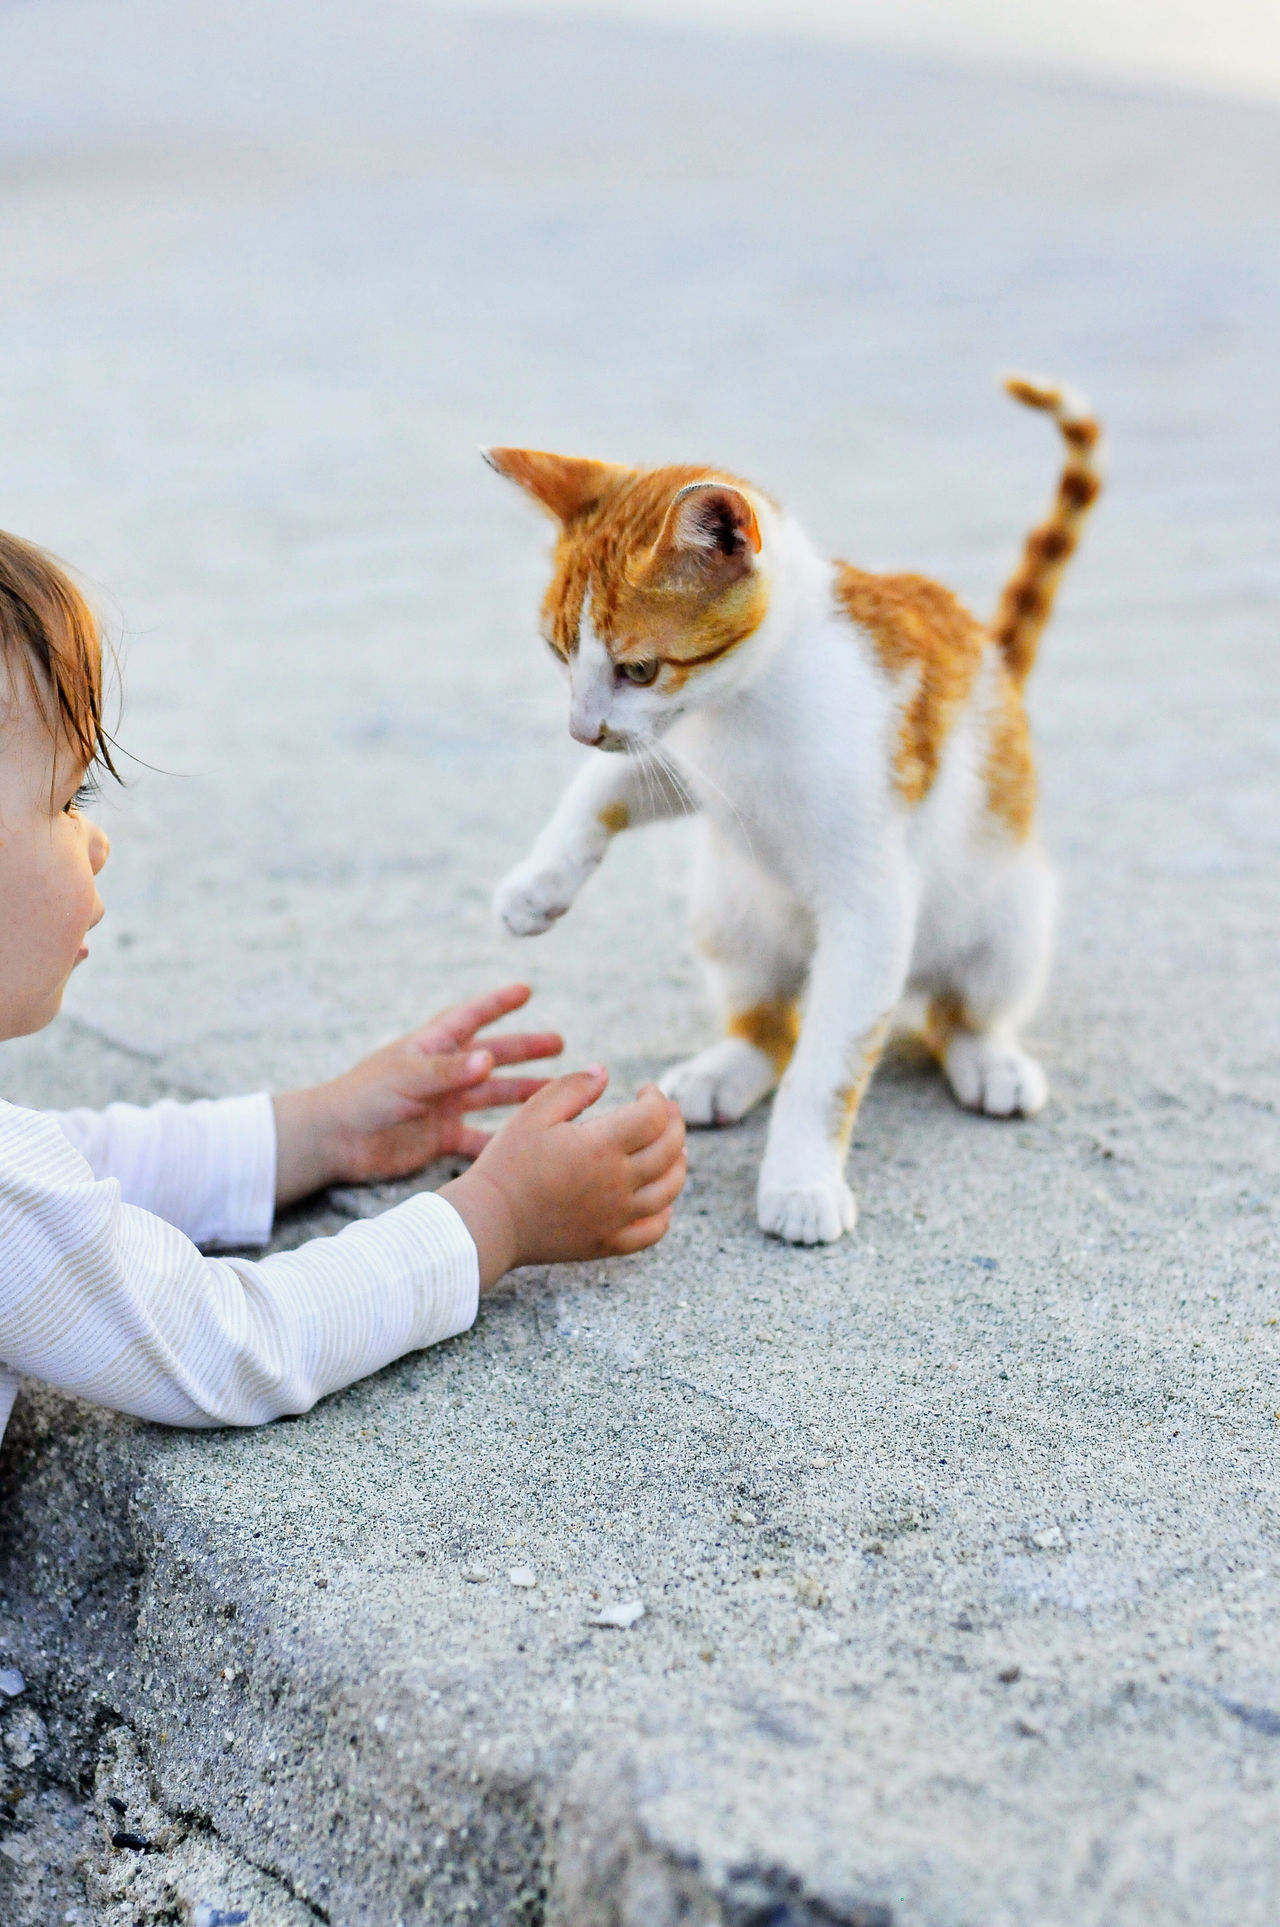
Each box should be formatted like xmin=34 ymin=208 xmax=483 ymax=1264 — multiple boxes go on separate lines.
xmin=1062 ymin=419 xmax=1100 ymax=452
xmin=836 ymin=566 xmax=986 ymax=806
xmin=828 ymin=1014 xmax=892 ymax=1151
xmin=532 ymin=464 xmax=770 ymax=679
xmin=1058 ymin=469 xmax=1101 ymax=513
xmin=924 ymin=991 xmax=970 ymax=1060
xmin=728 ymin=1000 xmax=800 ymax=1078
xmin=484 ymin=449 xmax=631 ymax=525
xmin=984 ymin=665 xmax=1036 ymax=839
xmin=598 ymin=802 xmax=630 ymax=836
xmin=993 ymin=382 xmax=1103 ymax=685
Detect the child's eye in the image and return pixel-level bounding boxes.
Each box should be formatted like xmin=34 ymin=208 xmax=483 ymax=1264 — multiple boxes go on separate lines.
xmin=64 ymin=779 xmax=100 ymax=815
xmin=618 ymin=660 xmax=660 ymax=687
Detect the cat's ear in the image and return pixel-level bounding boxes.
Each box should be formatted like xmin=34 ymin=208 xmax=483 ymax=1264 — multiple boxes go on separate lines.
xmin=635 ymin=481 xmax=763 ymax=590
xmin=482 ymin=448 xmax=631 ymax=524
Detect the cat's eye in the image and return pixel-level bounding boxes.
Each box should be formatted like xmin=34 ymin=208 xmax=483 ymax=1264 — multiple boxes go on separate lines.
xmin=618 ymin=659 xmax=660 ymax=687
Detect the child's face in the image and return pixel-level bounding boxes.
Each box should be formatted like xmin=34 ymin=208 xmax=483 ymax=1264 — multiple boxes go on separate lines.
xmin=0 ymin=672 xmax=110 ymax=1041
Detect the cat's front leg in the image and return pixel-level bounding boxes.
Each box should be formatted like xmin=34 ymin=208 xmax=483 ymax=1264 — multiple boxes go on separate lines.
xmin=756 ymin=902 xmax=912 ymax=1244
xmin=494 ymin=753 xmax=689 ymax=937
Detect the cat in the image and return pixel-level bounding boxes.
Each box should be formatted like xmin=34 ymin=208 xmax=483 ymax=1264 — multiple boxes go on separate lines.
xmin=488 ymin=377 xmax=1102 ymax=1243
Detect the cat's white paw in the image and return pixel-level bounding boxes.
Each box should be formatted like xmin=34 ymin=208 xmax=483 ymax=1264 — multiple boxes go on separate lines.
xmin=757 ymin=1177 xmax=857 ymax=1245
xmin=493 ymin=859 xmax=582 ymax=937
xmin=944 ymin=1033 xmax=1048 ymax=1117
xmin=659 ymin=1039 xmax=777 ymax=1127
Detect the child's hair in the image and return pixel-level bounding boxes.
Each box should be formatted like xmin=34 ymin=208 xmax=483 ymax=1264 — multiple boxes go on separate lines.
xmin=0 ymin=529 xmax=118 ymax=781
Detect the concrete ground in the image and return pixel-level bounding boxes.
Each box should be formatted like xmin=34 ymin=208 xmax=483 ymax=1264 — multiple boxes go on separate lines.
xmin=1 ymin=2 xmax=1278 ymax=1921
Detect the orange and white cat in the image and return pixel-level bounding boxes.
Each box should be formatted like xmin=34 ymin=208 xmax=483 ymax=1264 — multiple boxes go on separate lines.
xmin=489 ymin=379 xmax=1102 ymax=1243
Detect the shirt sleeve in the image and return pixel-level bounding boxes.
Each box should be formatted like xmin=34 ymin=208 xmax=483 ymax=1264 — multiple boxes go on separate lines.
xmin=48 ymin=1095 xmax=277 ymax=1249
xmin=0 ymin=1104 xmax=479 ymax=1430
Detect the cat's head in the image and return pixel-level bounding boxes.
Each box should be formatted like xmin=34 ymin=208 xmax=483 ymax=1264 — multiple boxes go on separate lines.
xmin=485 ymin=448 xmax=774 ymax=751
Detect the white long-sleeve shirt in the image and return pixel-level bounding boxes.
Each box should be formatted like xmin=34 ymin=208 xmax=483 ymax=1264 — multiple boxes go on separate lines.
xmin=0 ymin=1094 xmax=479 ymax=1446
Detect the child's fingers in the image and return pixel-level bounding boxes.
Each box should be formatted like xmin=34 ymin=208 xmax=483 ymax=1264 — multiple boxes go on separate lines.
xmin=628 ymin=1112 xmax=686 ymax=1183
xmin=482 ymin=1030 xmax=563 ymax=1067
xmin=452 ymin=1127 xmax=493 ymax=1158
xmin=524 ymin=1065 xmax=609 ymax=1125
xmin=417 ymin=984 xmax=532 ymax=1051
xmin=629 ymin=1157 xmax=687 ymax=1220
xmin=609 ymin=1208 xmax=673 ymax=1255
xmin=600 ymin=1083 xmax=674 ymax=1154
xmin=415 ymin=1048 xmax=495 ymax=1094
xmin=458 ymin=1075 xmax=552 ymax=1111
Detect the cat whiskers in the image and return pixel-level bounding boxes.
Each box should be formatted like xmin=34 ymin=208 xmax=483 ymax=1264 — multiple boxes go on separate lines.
xmin=629 ymin=744 xmax=664 ymax=824
xmin=643 ymin=738 xmax=757 ymax=859
xmin=627 ymin=743 xmax=684 ymax=826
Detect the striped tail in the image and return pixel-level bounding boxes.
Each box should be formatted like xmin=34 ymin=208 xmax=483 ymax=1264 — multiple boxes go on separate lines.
xmin=992 ymin=374 xmax=1103 ymax=685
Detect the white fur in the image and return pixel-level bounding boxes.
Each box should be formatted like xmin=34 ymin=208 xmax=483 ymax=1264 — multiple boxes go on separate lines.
xmin=566 ymin=598 xmax=618 ymax=748
xmin=495 ymin=507 xmax=1054 ymax=1244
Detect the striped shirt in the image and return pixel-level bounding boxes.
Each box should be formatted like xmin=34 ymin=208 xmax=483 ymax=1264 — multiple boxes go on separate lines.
xmin=0 ymin=1095 xmax=478 ymax=1445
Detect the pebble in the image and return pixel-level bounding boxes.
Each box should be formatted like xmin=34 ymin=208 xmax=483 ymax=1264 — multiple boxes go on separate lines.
xmin=1030 ymin=1526 xmax=1065 ymax=1550
xmin=0 ymin=1667 xmax=25 ymax=1698
xmin=461 ymin=1566 xmax=492 ymax=1584
xmin=4 ymin=1708 xmax=47 ymax=1768
xmin=584 ymin=1599 xmax=645 ymax=1629
xmin=507 ymin=1567 xmax=537 ymax=1589
xmin=730 ymin=1507 xmax=758 ymax=1527
xmin=191 ymin=1907 xmax=250 ymax=1927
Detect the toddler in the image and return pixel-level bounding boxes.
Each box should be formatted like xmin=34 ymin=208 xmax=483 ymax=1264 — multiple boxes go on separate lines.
xmin=0 ymin=530 xmax=686 ymax=1443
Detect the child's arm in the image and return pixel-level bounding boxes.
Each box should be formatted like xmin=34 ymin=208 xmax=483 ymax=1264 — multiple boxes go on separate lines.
xmin=270 ymin=984 xmax=561 ymax=1208
xmin=0 ymin=1065 xmax=684 ymax=1431
xmin=50 ymin=985 xmax=562 ymax=1241
xmin=441 ymin=1068 xmax=685 ymax=1287
xmin=0 ymin=1101 xmax=480 ymax=1426
xmin=49 ymin=1094 xmax=278 ymax=1249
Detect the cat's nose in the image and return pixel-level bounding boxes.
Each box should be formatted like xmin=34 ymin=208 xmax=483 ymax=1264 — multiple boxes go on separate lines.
xmin=569 ymin=694 xmax=610 ymax=745
xmin=569 ymin=664 xmax=613 ymax=745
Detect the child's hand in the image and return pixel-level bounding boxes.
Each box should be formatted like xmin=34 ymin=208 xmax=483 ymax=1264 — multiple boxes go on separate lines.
xmin=440 ymin=1068 xmax=687 ymax=1289
xmin=271 ymin=984 xmax=562 ymax=1207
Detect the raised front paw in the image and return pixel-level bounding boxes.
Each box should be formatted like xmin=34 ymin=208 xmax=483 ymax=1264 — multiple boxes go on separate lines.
xmin=943 ymin=1034 xmax=1048 ymax=1118
xmin=493 ymin=861 xmax=576 ymax=938
xmin=659 ymin=1039 xmax=778 ymax=1127
xmin=757 ymin=1177 xmax=857 ymax=1245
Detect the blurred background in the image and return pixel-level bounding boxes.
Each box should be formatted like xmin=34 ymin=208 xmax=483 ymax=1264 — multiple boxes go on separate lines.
xmin=449 ymin=0 xmax=1280 ymax=98
xmin=0 ymin=0 xmax=1276 ymax=1114
xmin=3 ymin=15 xmax=1279 ymax=1922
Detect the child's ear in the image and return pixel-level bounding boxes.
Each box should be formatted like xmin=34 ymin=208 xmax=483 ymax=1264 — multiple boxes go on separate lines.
xmin=482 ymin=448 xmax=632 ymax=524
xmin=631 ymin=481 xmax=762 ymax=593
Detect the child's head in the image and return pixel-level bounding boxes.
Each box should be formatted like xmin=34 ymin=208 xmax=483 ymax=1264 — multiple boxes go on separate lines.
xmin=0 ymin=531 xmax=115 ymax=1041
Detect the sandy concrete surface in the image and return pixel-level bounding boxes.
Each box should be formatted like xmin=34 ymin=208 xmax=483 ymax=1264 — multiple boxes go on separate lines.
xmin=0 ymin=2 xmax=1278 ymax=1921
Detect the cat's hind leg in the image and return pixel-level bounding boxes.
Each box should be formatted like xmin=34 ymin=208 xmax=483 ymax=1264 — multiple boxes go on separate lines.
xmin=928 ymin=1002 xmax=1048 ymax=1117
xmin=925 ymin=852 xmax=1055 ymax=1118
xmin=660 ymin=827 xmax=812 ymax=1127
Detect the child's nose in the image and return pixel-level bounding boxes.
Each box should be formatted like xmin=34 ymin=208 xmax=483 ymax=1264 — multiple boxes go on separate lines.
xmin=88 ymin=822 xmax=111 ymax=874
